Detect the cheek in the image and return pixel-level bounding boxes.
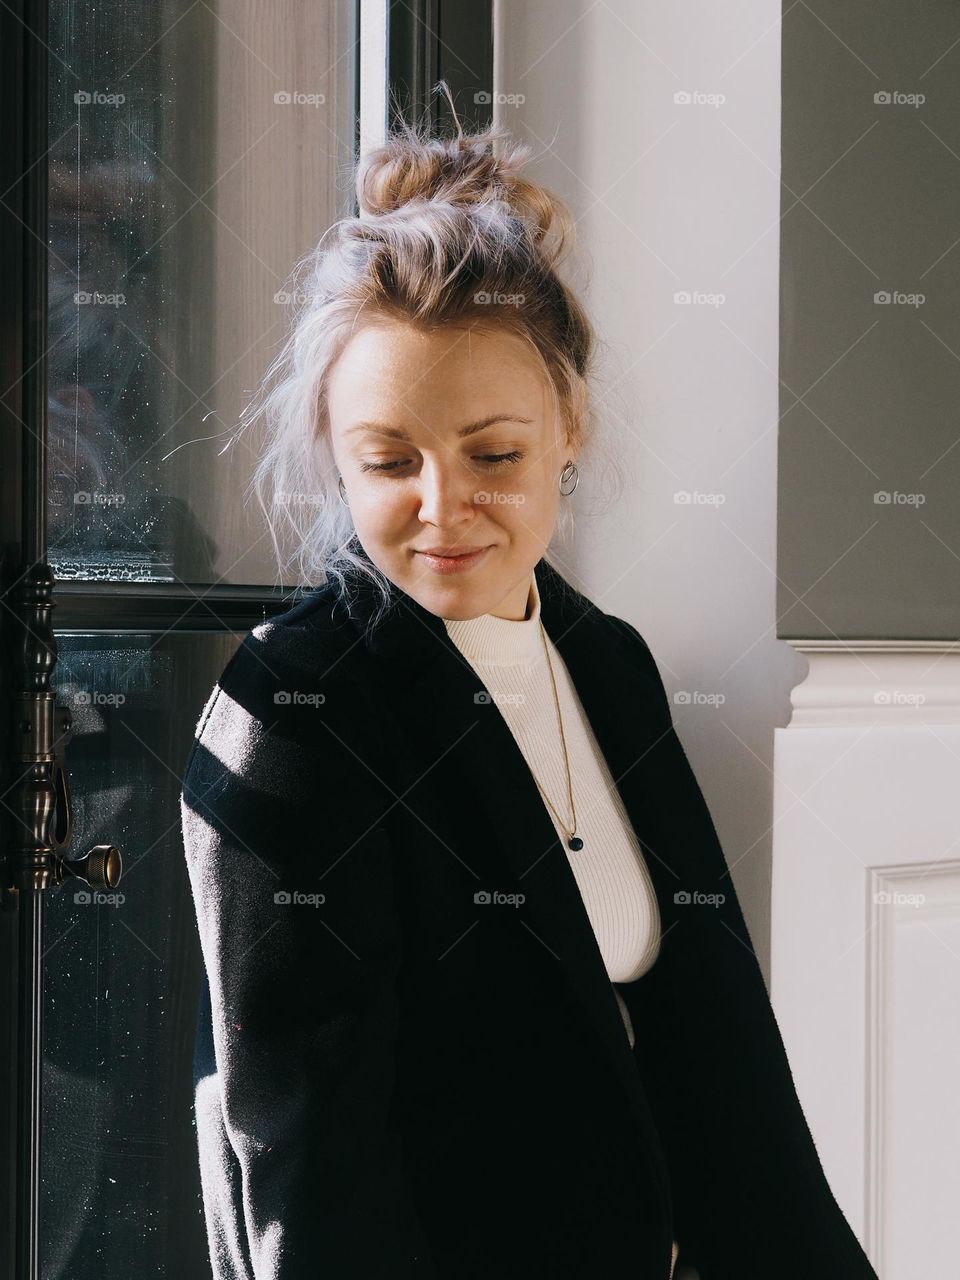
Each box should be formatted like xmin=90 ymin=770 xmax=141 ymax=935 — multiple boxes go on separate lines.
xmin=351 ymin=479 xmax=412 ymax=530
xmin=350 ymin=481 xmax=419 ymax=545
xmin=513 ymin=473 xmax=559 ymax=525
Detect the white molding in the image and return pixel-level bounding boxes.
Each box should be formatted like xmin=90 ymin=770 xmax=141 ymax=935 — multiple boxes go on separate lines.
xmin=773 ymin=637 xmax=960 ymax=1276
xmin=784 ymin=639 xmax=960 ymax=726
xmin=866 ymin=860 xmax=960 ymax=1276
xmin=359 ymin=0 xmax=388 ymax=162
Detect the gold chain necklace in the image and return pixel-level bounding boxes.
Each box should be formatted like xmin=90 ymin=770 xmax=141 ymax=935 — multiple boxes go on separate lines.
xmin=528 ymin=621 xmax=583 ymax=852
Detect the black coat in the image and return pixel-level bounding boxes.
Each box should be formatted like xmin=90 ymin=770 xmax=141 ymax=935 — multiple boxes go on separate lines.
xmin=180 ymin=545 xmax=879 ymax=1280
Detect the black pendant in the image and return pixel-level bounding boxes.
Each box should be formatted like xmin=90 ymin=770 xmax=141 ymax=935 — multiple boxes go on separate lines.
xmin=567 ymin=836 xmax=584 ymax=851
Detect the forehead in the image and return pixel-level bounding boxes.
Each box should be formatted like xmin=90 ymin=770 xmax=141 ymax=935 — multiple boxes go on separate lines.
xmin=327 ymin=319 xmax=551 ymax=429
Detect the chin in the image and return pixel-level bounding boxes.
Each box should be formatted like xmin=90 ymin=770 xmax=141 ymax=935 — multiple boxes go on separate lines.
xmin=431 ymin=602 xmax=485 ymax=621
xmin=403 ymin=576 xmax=489 ymax=620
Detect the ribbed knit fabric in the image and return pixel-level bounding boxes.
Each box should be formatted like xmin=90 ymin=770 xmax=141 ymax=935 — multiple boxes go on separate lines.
xmin=442 ymin=571 xmax=662 ymax=1050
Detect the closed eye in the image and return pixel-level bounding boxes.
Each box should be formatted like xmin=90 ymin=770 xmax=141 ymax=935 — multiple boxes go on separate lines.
xmin=358 ymin=450 xmax=524 ymax=475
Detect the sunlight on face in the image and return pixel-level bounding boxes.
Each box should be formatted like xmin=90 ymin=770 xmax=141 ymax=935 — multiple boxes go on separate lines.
xmin=326 ymin=318 xmax=576 ymax=621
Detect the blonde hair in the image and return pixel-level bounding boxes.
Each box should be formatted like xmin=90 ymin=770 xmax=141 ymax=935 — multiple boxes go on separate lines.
xmin=241 ymin=83 xmax=622 ymax=616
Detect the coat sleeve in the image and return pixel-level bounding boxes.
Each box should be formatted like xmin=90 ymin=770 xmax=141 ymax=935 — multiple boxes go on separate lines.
xmin=606 ymin=616 xmax=879 ymax=1280
xmin=180 ymin=633 xmax=437 ymax=1279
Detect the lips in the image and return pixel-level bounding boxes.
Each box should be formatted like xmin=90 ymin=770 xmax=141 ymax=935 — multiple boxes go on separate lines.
xmin=415 ymin=545 xmax=493 ymax=574
xmin=417 ymin=546 xmax=488 ymax=557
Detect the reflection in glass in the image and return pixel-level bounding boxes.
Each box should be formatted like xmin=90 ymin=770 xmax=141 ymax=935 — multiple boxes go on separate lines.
xmin=48 ymin=0 xmax=357 ymax=587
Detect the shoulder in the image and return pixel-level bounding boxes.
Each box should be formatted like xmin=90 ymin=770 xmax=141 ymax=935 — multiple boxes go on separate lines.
xmin=601 ymin=612 xmax=674 ymax=726
xmin=603 ymin=612 xmax=650 ymax=656
xmin=245 ymin=580 xmax=364 ymax=685
xmin=214 ymin=581 xmax=364 ymax=704
xmin=186 ymin=580 xmax=374 ymax=779
xmin=181 ymin=582 xmax=397 ymax=853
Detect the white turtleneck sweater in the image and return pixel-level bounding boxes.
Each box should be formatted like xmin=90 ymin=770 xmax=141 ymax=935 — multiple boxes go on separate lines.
xmin=442 ymin=571 xmax=662 ymax=1051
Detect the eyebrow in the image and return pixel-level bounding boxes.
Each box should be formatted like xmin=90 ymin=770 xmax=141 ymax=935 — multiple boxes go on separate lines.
xmin=345 ymin=414 xmax=535 ymax=442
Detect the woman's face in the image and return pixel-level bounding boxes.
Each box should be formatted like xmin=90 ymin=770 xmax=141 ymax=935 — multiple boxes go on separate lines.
xmin=327 ymin=317 xmax=576 ymax=621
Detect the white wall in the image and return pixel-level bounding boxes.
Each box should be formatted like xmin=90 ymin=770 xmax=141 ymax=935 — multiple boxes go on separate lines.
xmin=495 ymin=0 xmax=797 ymax=970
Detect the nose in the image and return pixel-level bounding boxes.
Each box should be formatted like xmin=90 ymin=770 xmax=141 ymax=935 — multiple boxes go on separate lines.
xmin=416 ymin=454 xmax=477 ymax=528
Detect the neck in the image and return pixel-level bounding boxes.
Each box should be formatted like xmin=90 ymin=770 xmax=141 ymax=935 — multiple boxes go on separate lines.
xmin=489 ymin=574 xmax=535 ymax=621
xmin=441 ymin=571 xmax=543 ymax=666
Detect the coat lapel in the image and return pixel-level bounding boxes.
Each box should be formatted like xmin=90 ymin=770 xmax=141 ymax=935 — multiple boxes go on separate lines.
xmin=335 ymin=543 xmax=676 ymax=1220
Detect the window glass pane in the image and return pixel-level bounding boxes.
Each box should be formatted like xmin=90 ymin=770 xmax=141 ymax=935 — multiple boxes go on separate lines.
xmin=48 ymin=0 xmax=358 ymax=586
xmin=44 ymin=632 xmax=241 ymax=1278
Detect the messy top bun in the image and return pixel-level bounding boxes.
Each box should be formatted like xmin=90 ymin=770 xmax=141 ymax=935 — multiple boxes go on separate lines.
xmin=356 ymin=120 xmax=573 ymax=268
xmin=243 ymin=82 xmax=603 ymax=612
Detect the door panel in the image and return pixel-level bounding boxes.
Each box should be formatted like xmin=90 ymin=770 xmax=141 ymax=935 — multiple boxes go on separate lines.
xmin=43 ymin=633 xmax=240 ymax=1277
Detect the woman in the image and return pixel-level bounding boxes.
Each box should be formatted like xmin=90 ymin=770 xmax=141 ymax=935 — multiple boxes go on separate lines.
xmin=180 ymin=105 xmax=880 ymax=1280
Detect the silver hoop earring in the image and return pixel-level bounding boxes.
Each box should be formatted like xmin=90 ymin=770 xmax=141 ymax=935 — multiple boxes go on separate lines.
xmin=559 ymin=460 xmax=579 ymax=496
xmin=337 ymin=475 xmax=348 ymax=505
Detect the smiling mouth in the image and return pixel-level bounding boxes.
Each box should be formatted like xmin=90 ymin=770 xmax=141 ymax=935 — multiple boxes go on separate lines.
xmin=417 ymin=546 xmax=486 ymax=556
xmin=414 ymin=546 xmax=493 ymax=574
